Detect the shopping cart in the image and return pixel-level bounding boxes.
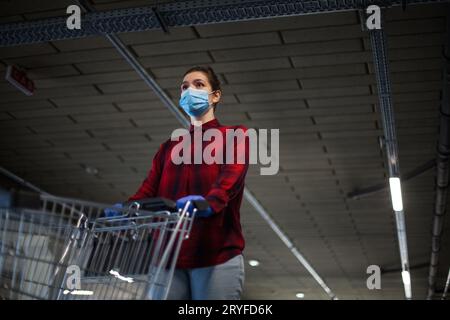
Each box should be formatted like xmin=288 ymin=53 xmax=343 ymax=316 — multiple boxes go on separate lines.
xmin=0 ymin=190 xmax=202 ymax=300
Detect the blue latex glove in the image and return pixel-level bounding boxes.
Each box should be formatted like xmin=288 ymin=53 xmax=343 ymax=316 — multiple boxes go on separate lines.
xmin=176 ymin=195 xmax=213 ymax=218
xmin=104 ymin=202 xmax=124 ymax=218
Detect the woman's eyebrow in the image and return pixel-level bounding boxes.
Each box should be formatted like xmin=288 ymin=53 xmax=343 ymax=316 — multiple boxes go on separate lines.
xmin=181 ymin=79 xmax=205 ymax=86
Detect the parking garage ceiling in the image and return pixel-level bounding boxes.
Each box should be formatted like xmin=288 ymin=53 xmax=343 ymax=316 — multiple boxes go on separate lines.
xmin=0 ymin=0 xmax=449 ymax=299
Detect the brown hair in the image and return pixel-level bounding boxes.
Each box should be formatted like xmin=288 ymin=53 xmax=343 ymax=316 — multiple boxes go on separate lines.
xmin=183 ymin=65 xmax=222 ymax=108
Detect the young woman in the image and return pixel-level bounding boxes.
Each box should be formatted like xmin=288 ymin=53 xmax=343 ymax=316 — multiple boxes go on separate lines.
xmin=128 ymin=66 xmax=249 ymax=300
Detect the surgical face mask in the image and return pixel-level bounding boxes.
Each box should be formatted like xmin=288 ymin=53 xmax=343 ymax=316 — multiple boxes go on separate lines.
xmin=179 ymin=87 xmax=215 ymax=117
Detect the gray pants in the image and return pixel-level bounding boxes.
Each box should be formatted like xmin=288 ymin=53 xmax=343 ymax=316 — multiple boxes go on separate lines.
xmin=166 ymin=254 xmax=245 ymax=300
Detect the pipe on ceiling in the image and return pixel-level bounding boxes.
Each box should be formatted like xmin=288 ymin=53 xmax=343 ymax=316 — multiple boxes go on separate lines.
xmin=366 ymin=11 xmax=411 ymax=298
xmin=427 ymin=6 xmax=450 ymax=299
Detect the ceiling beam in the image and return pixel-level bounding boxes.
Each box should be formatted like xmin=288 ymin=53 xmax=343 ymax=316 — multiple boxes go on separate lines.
xmin=0 ymin=0 xmax=448 ymax=47
xmin=347 ymin=158 xmax=436 ymax=199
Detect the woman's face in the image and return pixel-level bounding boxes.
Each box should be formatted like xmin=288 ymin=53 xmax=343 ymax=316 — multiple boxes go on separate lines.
xmin=181 ymin=71 xmax=221 ymax=107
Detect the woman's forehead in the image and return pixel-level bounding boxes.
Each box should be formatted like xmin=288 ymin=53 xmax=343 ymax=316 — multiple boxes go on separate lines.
xmin=182 ymin=71 xmax=208 ymax=82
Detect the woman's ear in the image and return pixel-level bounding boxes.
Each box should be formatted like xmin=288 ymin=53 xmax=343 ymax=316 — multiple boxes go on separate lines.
xmin=211 ymin=90 xmax=221 ymax=105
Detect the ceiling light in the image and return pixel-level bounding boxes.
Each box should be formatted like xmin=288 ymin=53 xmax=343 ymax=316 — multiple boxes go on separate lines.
xmin=402 ymin=270 xmax=412 ymax=299
xmin=401 ymin=270 xmax=411 ymax=286
xmin=85 ymin=166 xmax=99 ymax=175
xmin=389 ymin=177 xmax=403 ymax=211
xmin=63 ymin=289 xmax=93 ymax=296
xmin=248 ymin=259 xmax=260 ymax=267
xmin=110 ymin=269 xmax=134 ymax=283
xmin=295 ymin=292 xmax=305 ymax=299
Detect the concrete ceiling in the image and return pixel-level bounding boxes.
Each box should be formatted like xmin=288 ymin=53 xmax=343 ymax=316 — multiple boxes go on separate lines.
xmin=0 ymin=0 xmax=449 ymax=300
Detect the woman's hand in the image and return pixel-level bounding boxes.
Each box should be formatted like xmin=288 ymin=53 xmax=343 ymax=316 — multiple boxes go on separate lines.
xmin=176 ymin=195 xmax=213 ymax=217
xmin=103 ymin=202 xmax=124 ymax=217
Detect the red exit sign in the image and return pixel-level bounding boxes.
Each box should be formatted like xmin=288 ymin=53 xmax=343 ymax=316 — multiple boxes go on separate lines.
xmin=5 ymin=65 xmax=35 ymax=96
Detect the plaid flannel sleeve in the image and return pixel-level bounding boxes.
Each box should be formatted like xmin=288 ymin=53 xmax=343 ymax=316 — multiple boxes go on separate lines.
xmin=205 ymin=127 xmax=250 ymax=213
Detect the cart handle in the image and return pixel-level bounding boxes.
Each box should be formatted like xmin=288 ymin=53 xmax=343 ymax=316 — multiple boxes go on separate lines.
xmin=125 ymin=197 xmax=209 ymax=213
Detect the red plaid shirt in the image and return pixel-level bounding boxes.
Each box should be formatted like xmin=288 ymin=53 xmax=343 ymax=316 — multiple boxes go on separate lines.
xmin=128 ymin=118 xmax=249 ymax=269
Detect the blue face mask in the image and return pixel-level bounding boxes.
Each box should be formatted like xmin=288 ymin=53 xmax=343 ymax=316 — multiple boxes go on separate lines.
xmin=179 ymin=87 xmax=215 ymax=117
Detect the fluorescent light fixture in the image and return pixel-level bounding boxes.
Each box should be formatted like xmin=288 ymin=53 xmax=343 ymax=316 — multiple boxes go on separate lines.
xmin=63 ymin=289 xmax=93 ymax=296
xmin=295 ymin=292 xmax=305 ymax=299
xmin=402 ymin=270 xmax=412 ymax=299
xmin=402 ymin=270 xmax=411 ymax=286
xmin=109 ymin=269 xmax=134 ymax=283
xmin=248 ymin=259 xmax=260 ymax=267
xmin=389 ymin=177 xmax=403 ymax=211
xmin=404 ymin=286 xmax=412 ymax=299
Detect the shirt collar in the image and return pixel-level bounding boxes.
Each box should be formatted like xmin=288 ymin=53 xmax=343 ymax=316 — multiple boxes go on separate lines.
xmin=189 ymin=118 xmax=221 ymax=132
